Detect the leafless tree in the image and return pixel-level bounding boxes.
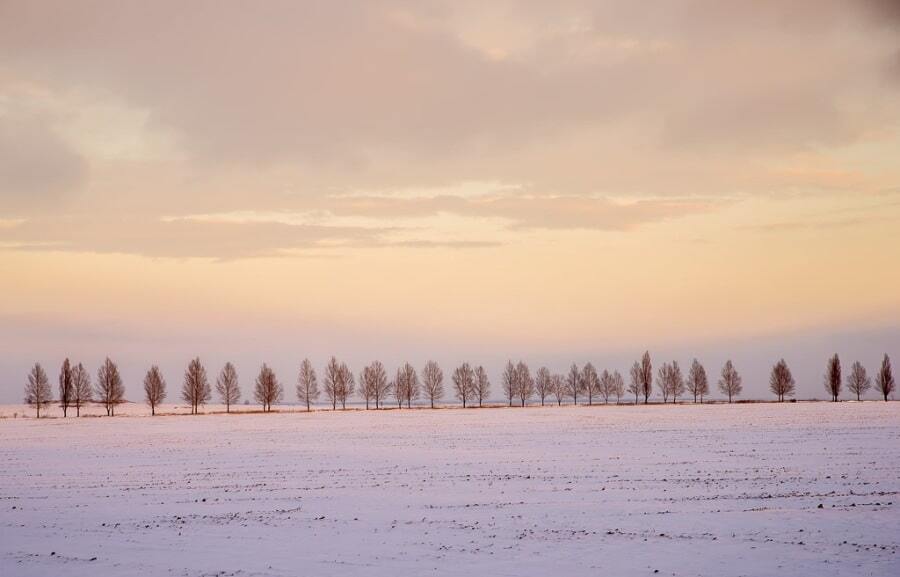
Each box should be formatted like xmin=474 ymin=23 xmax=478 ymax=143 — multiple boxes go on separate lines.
xmin=181 ymin=357 xmax=211 ymax=415
xmin=58 ymin=358 xmax=73 ymax=417
xmin=254 ymin=363 xmax=282 ymax=412
xmin=296 ymin=358 xmax=319 ymax=411
xmin=360 ymin=361 xmax=388 ymax=409
xmin=718 ymin=359 xmax=742 ymax=403
xmin=324 ymin=356 xmax=341 ymax=410
xmin=516 ymin=361 xmax=533 ymax=407
xmin=875 ymin=354 xmax=895 ymax=401
xmin=143 ymin=365 xmax=167 ymax=415
xmin=337 ymin=362 xmax=355 ymax=409
xmin=358 ymin=365 xmax=375 ymax=409
xmin=96 ymin=357 xmax=125 ymax=416
xmin=502 ymin=361 xmax=517 ymax=406
xmin=474 ymin=365 xmax=490 ymax=407
xmin=551 ymin=373 xmax=567 ymax=405
xmin=657 ymin=362 xmax=672 ymax=403
xmin=453 ymin=362 xmax=475 ymax=408
xmin=25 ymin=362 xmax=51 ymax=418
xmin=534 ymin=367 xmax=552 ymax=406
xmin=769 ymin=359 xmax=795 ymax=402
xmin=72 ymin=362 xmax=91 ymax=417
xmin=846 ymin=360 xmax=871 ymax=401
xmin=371 ymin=361 xmax=390 ymax=408
xmin=422 ymin=360 xmax=444 ymax=408
xmin=394 ymin=362 xmax=418 ymax=408
xmin=639 ymin=351 xmax=653 ymax=404
xmin=670 ymin=361 xmax=684 ymax=403
xmin=825 ymin=354 xmax=842 ymax=402
xmin=628 ymin=362 xmax=642 ymax=404
xmin=566 ymin=363 xmax=583 ymax=405
xmin=686 ymin=359 xmax=709 ymax=403
xmin=612 ymin=370 xmax=625 ymax=404
xmin=658 ymin=361 xmax=683 ymax=403
xmin=598 ymin=369 xmax=613 ymax=404
xmin=392 ymin=373 xmax=403 ymax=408
xmin=216 ymin=362 xmax=241 ymax=412
xmin=581 ymin=363 xmax=599 ymax=405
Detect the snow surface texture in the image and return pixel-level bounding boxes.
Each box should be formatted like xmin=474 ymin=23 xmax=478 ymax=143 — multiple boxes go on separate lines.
xmin=1 ymin=403 xmax=898 ymax=576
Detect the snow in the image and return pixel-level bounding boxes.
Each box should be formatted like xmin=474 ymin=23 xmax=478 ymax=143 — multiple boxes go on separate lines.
xmin=1 ymin=402 xmax=899 ymax=576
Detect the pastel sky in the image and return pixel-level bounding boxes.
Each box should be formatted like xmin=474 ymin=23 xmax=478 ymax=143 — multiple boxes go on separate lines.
xmin=2 ymin=1 xmax=899 ymax=402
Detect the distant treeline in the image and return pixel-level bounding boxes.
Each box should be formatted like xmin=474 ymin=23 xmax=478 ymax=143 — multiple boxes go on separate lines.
xmin=23 ymin=352 xmax=896 ymax=418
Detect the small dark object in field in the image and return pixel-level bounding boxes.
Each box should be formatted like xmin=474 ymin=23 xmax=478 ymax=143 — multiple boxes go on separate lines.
xmin=817 ymin=504 xmax=823 ymax=509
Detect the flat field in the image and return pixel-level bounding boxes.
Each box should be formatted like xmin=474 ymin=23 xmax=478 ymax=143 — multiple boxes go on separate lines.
xmin=1 ymin=402 xmax=898 ymax=576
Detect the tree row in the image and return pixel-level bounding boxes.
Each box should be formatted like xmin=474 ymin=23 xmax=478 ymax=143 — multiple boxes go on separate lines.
xmin=24 ymin=352 xmax=896 ymax=417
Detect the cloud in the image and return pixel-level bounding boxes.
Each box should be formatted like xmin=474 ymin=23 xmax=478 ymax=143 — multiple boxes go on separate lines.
xmin=331 ymin=193 xmax=718 ymax=230
xmin=0 ymin=105 xmax=87 ymax=213
xmin=0 ymin=216 xmax=387 ymax=259
xmin=1 ymin=0 xmax=896 ymax=173
xmin=0 ymin=0 xmax=897 ymax=255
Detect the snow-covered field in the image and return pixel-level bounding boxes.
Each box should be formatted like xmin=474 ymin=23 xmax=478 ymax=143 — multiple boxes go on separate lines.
xmin=1 ymin=403 xmax=898 ymax=577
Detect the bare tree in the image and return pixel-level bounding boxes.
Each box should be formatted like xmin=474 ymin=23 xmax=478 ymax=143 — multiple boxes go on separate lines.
xmin=718 ymin=359 xmax=742 ymax=403
xmin=324 ymin=356 xmax=341 ymax=410
xmin=392 ymin=372 xmax=404 ymax=408
xmin=875 ymin=354 xmax=895 ymax=401
xmin=516 ymin=361 xmax=533 ymax=407
xmin=25 ymin=362 xmax=51 ymax=418
xmin=612 ymin=370 xmax=625 ymax=404
xmin=473 ymin=365 xmax=490 ymax=407
xmin=96 ymin=357 xmax=125 ymax=416
xmin=534 ymin=367 xmax=552 ymax=406
xmin=502 ymin=361 xmax=517 ymax=406
xmin=657 ymin=362 xmax=672 ymax=403
xmin=296 ymin=358 xmax=319 ymax=411
xmin=58 ymin=358 xmax=73 ymax=417
xmin=639 ymin=351 xmax=653 ymax=404
xmin=72 ymin=362 xmax=91 ymax=417
xmin=769 ymin=359 xmax=795 ymax=402
xmin=670 ymin=361 xmax=684 ymax=403
xmin=216 ymin=362 xmax=241 ymax=412
xmin=846 ymin=361 xmax=871 ymax=401
xmin=599 ymin=369 xmax=613 ymax=404
xmin=254 ymin=363 xmax=282 ymax=412
xmin=628 ymin=362 xmax=642 ymax=404
xmin=422 ymin=360 xmax=444 ymax=408
xmin=566 ymin=363 xmax=582 ymax=405
xmin=395 ymin=362 xmax=418 ymax=408
xmin=181 ymin=357 xmax=211 ymax=415
xmin=143 ymin=365 xmax=167 ymax=415
xmin=337 ymin=362 xmax=355 ymax=409
xmin=656 ymin=361 xmax=685 ymax=403
xmin=453 ymin=362 xmax=475 ymax=408
xmin=686 ymin=359 xmax=709 ymax=403
xmin=358 ymin=366 xmax=375 ymax=409
xmin=360 ymin=361 xmax=388 ymax=410
xmin=551 ymin=373 xmax=567 ymax=405
xmin=371 ymin=361 xmax=390 ymax=409
xmin=825 ymin=354 xmax=842 ymax=402
xmin=581 ymin=363 xmax=600 ymax=405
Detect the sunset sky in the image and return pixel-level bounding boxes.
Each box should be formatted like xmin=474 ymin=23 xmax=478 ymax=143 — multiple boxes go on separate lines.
xmin=2 ymin=0 xmax=899 ymax=401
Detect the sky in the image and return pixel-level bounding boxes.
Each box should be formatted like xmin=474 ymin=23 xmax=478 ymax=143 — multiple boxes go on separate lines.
xmin=1 ymin=0 xmax=899 ymax=403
